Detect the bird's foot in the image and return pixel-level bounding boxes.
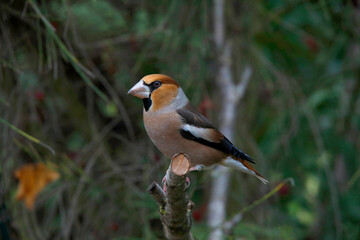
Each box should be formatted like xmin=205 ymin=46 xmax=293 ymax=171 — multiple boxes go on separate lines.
xmin=185 ymin=176 xmax=190 ymax=188
xmin=162 ymin=175 xmax=167 ymax=193
xmin=189 ymin=164 xmax=205 ymax=171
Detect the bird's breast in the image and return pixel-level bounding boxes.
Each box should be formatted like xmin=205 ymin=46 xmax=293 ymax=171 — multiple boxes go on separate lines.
xmin=143 ymin=110 xmax=225 ymax=166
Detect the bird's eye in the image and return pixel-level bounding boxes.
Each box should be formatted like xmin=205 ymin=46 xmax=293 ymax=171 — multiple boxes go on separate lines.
xmin=149 ymin=81 xmax=162 ymax=92
xmin=153 ymin=81 xmax=161 ymax=88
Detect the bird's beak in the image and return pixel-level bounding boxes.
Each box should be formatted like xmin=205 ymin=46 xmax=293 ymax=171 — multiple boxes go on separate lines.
xmin=128 ymin=80 xmax=150 ymax=99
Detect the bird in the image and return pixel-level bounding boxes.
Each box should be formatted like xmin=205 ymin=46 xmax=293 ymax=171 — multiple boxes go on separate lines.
xmin=128 ymin=74 xmax=268 ymax=184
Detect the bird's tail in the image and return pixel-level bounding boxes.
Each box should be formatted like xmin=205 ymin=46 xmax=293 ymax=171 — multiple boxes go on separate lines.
xmin=222 ymin=157 xmax=268 ymax=184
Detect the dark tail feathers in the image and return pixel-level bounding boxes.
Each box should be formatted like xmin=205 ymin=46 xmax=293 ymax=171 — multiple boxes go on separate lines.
xmin=230 ymin=147 xmax=255 ymax=164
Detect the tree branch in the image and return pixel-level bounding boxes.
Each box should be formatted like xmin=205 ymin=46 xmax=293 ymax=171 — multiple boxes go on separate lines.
xmin=148 ymin=153 xmax=194 ymax=240
xmin=235 ymin=65 xmax=252 ymax=101
xmin=223 ymin=213 xmax=243 ymax=236
xmin=147 ymin=182 xmax=166 ymax=207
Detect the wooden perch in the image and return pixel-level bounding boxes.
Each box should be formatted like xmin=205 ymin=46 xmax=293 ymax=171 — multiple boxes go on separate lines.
xmin=147 ymin=153 xmax=194 ymax=240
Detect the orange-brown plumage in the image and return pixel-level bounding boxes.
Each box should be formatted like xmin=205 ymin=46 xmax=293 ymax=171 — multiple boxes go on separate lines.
xmin=143 ymin=74 xmax=179 ymax=87
xmin=151 ymin=84 xmax=178 ymax=111
xmin=128 ymin=74 xmax=268 ymax=184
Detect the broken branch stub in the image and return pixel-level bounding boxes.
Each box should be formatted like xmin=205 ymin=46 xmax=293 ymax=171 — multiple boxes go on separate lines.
xmin=147 ymin=181 xmax=166 ymax=207
xmin=171 ymin=153 xmax=191 ymax=176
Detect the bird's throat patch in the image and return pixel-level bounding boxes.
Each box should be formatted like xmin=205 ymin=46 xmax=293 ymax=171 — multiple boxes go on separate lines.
xmin=143 ymin=98 xmax=152 ymax=111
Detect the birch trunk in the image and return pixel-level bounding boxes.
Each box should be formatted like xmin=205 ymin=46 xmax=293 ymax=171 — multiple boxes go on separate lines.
xmin=207 ymin=0 xmax=251 ymax=239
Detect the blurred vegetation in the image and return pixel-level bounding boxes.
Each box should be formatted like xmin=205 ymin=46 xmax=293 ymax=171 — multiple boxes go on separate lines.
xmin=1 ymin=0 xmax=360 ymax=239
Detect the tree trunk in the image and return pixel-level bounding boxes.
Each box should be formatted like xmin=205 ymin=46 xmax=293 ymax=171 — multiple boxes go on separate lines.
xmin=207 ymin=0 xmax=251 ymax=239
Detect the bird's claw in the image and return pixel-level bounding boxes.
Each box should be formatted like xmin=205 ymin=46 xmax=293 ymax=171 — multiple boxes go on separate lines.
xmin=185 ymin=176 xmax=190 ymax=188
xmin=189 ymin=165 xmax=205 ymax=171
xmin=162 ymin=175 xmax=167 ymax=193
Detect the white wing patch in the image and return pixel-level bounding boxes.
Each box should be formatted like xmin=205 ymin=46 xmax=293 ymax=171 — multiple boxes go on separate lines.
xmin=182 ymin=124 xmax=214 ymax=142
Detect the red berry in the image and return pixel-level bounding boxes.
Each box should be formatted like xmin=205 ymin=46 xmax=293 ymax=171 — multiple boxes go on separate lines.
xmin=278 ymin=183 xmax=290 ymax=196
xmin=198 ymin=96 xmax=214 ymax=117
xmin=67 ymin=152 xmax=78 ymax=160
xmin=34 ymin=90 xmax=45 ymax=101
xmin=192 ymin=210 xmax=202 ymax=221
xmin=50 ymin=21 xmax=59 ymax=31
xmin=304 ymin=36 xmax=319 ymax=53
xmin=192 ymin=204 xmax=206 ymax=221
xmin=110 ymin=222 xmax=119 ymax=231
xmin=154 ymin=153 xmax=161 ymax=162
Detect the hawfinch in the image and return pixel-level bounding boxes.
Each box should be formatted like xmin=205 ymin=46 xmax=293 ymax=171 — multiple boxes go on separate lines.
xmin=128 ymin=74 xmax=268 ymax=184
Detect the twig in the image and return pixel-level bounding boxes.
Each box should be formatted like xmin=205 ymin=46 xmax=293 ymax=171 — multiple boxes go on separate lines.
xmin=223 ymin=178 xmax=295 ymax=235
xmin=148 ymin=153 xmax=194 ymax=240
xmin=346 ymin=167 xmax=360 ymax=190
xmin=62 ymin=149 xmax=101 ymax=239
xmin=223 ymin=213 xmax=242 ymax=236
xmin=27 ymin=0 xmax=108 ymax=102
xmin=147 ymin=182 xmax=166 ymax=207
xmin=0 ymin=117 xmax=55 ymax=155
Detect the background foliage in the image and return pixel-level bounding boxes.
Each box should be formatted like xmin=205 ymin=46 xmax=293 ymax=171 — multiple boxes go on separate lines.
xmin=1 ymin=0 xmax=360 ymax=239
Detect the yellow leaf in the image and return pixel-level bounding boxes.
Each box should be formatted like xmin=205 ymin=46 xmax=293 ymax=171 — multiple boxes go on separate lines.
xmin=14 ymin=163 xmax=59 ymax=210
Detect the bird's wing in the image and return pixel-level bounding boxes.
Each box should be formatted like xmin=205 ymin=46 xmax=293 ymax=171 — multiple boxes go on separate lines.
xmin=176 ymin=103 xmax=254 ymax=163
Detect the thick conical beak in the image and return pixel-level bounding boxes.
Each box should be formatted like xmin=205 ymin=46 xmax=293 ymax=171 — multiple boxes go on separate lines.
xmin=128 ymin=80 xmax=150 ymax=99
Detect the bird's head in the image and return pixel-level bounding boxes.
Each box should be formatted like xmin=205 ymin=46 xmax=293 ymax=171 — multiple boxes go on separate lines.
xmin=128 ymin=74 xmax=187 ymax=112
